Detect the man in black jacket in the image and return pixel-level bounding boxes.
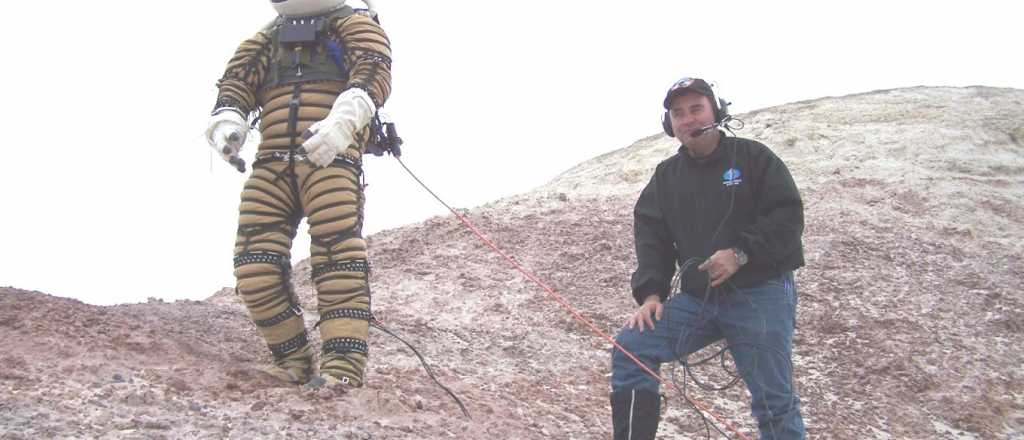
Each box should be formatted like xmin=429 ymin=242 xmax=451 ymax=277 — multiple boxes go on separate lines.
xmin=609 ymin=77 xmax=806 ymax=439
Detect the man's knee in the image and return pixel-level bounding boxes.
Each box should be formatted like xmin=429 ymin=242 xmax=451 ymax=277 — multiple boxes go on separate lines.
xmin=610 ymin=327 xmax=663 ymax=393
xmin=611 ymin=327 xmax=646 ymax=365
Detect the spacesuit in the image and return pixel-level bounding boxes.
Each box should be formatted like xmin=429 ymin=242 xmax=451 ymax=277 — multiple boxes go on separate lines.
xmin=205 ymin=0 xmax=391 ymax=387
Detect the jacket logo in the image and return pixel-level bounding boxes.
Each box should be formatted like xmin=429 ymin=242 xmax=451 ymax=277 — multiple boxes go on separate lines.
xmin=723 ymin=168 xmax=743 ymax=186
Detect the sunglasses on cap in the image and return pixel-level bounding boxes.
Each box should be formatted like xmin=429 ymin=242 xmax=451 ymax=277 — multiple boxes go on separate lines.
xmin=666 ymin=77 xmax=713 ymax=94
xmin=663 ymin=77 xmax=714 ymax=109
xmin=669 ymin=77 xmax=698 ymax=89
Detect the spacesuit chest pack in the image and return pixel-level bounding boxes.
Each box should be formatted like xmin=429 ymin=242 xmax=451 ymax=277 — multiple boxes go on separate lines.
xmin=264 ymin=6 xmax=356 ymax=89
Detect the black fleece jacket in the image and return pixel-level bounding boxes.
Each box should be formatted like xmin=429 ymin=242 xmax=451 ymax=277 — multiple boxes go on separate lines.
xmin=630 ymin=134 xmax=805 ymax=305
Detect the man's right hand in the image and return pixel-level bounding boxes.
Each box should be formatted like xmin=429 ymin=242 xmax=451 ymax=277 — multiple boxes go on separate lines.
xmin=626 ymin=295 xmax=663 ymax=333
xmin=205 ymin=110 xmax=248 ymax=162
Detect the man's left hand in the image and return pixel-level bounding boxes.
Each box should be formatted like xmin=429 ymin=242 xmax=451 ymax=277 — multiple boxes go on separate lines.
xmin=698 ymin=249 xmax=740 ymax=288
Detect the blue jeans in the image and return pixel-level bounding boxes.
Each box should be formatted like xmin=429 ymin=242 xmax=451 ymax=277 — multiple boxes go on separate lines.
xmin=610 ymin=272 xmax=806 ymax=440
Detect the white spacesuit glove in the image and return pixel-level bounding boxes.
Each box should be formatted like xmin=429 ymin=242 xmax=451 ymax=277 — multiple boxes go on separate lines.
xmin=205 ymin=109 xmax=248 ymax=161
xmin=302 ymin=88 xmax=376 ymax=167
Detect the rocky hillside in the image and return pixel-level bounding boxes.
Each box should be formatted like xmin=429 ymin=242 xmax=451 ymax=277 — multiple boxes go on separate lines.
xmin=2 ymin=86 xmax=1022 ymax=439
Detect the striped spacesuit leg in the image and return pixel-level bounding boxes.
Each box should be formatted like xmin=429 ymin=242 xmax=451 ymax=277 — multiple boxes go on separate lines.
xmin=300 ymin=158 xmax=371 ymax=386
xmin=233 ymin=163 xmax=312 ymax=383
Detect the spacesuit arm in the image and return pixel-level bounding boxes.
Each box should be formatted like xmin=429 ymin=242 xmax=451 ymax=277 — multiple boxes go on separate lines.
xmin=211 ymin=31 xmax=273 ymax=119
xmin=301 ymin=13 xmax=392 ymax=166
xmin=337 ymin=12 xmax=392 ymax=108
xmin=207 ymin=31 xmax=273 ymax=154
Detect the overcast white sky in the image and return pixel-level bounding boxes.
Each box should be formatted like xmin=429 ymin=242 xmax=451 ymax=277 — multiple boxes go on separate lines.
xmin=2 ymin=1 xmax=1021 ymax=305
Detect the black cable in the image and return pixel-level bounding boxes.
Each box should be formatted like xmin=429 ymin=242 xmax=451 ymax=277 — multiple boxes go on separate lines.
xmin=311 ymin=154 xmax=470 ymax=415
xmin=370 ymin=318 xmax=472 ymax=419
xmin=395 ymin=157 xmax=461 ymax=215
xmin=708 ymin=135 xmax=739 ymax=251
xmin=669 ymin=291 xmax=737 ymax=440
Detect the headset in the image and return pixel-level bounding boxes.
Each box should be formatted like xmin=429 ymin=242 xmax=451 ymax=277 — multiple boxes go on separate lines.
xmin=661 ymin=78 xmax=731 ymax=137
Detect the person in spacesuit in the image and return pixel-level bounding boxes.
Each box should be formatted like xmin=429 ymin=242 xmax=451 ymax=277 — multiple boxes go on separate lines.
xmin=205 ymin=0 xmax=391 ymax=388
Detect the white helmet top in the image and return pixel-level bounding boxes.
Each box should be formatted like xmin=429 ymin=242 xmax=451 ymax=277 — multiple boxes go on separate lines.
xmin=271 ymin=0 xmax=347 ymax=17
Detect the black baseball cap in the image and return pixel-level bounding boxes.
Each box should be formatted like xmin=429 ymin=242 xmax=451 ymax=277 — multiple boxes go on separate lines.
xmin=662 ymin=77 xmax=714 ymax=109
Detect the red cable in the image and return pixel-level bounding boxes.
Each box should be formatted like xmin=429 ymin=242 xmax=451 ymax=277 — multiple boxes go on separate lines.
xmin=396 ymin=157 xmax=751 ymax=440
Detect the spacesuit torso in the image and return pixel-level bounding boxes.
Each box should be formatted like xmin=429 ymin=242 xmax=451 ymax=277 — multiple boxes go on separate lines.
xmin=215 ymin=0 xmax=391 ymax=161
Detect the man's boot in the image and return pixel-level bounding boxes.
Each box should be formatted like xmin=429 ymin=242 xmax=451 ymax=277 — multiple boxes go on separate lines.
xmin=610 ymin=388 xmax=660 ymax=440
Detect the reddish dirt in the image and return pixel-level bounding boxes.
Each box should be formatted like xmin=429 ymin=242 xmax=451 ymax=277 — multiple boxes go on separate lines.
xmin=2 ymin=86 xmax=1022 ymax=439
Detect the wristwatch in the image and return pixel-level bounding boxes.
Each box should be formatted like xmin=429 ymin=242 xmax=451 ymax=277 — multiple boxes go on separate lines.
xmin=731 ymin=247 xmax=748 ymax=266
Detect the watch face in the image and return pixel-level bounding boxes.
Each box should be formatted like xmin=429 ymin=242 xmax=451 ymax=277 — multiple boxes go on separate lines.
xmin=733 ymin=248 xmax=747 ymax=265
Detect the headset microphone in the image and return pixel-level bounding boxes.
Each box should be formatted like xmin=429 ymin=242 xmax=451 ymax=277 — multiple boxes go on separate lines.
xmin=689 ymin=123 xmax=718 ymax=138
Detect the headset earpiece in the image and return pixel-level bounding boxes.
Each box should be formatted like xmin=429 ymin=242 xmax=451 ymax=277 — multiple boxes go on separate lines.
xmin=716 ymin=97 xmax=731 ymax=124
xmin=708 ymin=82 xmax=722 ymax=123
xmin=662 ymin=111 xmax=674 ymax=137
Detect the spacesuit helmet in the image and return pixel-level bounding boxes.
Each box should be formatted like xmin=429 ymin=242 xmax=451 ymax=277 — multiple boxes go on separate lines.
xmin=271 ymin=0 xmax=347 ymax=17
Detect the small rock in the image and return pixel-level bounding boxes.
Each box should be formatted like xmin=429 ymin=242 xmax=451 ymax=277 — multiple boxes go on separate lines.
xmin=167 ymin=377 xmax=192 ymax=393
xmin=142 ymin=419 xmax=171 ymax=430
